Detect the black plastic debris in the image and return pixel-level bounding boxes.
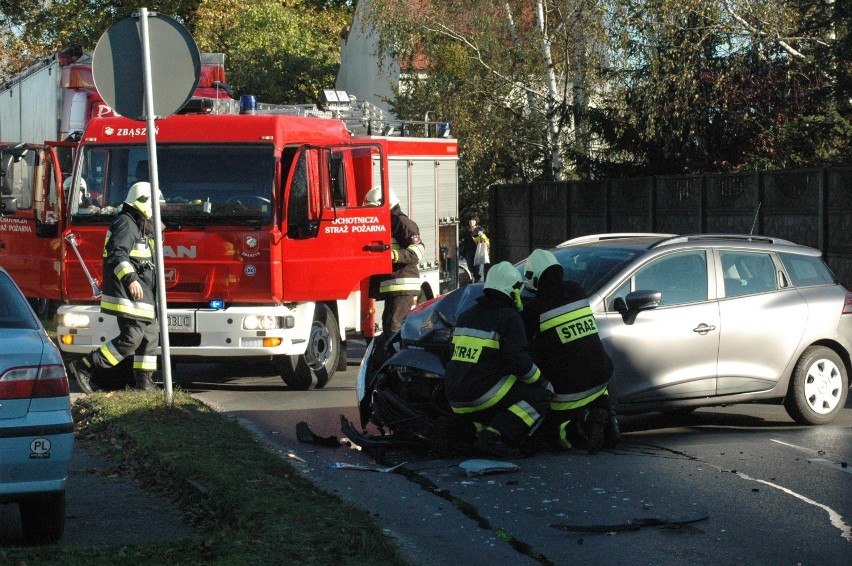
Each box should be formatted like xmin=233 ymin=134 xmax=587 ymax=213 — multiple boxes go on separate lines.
xmin=296 ymin=421 xmax=342 ymax=447
xmin=550 ymin=511 xmax=709 ymax=533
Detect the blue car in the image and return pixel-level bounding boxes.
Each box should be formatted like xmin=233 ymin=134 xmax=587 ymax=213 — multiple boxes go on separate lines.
xmin=0 ymin=267 xmax=74 ymax=543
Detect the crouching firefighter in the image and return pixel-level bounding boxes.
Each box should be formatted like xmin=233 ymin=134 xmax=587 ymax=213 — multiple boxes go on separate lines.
xmin=69 ymin=182 xmax=159 ymax=394
xmin=522 ymin=249 xmax=619 ymax=454
xmin=444 ymin=261 xmax=553 ymax=458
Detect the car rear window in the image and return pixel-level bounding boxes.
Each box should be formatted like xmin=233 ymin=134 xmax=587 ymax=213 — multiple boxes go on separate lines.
xmin=0 ymin=273 xmax=40 ymax=329
xmin=778 ymin=253 xmax=836 ymax=287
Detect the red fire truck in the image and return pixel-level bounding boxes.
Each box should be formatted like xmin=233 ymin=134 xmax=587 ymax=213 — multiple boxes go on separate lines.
xmin=0 ymin=94 xmax=460 ymax=389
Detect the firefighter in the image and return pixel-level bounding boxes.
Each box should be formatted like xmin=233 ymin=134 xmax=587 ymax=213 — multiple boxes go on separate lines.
xmin=444 ymin=261 xmax=553 ymax=458
xmin=364 ymin=186 xmax=424 ymax=340
xmin=68 ymin=182 xmax=159 ymax=394
xmin=521 ymin=249 xmax=619 ymax=454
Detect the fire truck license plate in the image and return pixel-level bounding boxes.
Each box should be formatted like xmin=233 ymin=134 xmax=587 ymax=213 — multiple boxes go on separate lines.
xmin=167 ymin=314 xmax=194 ymax=333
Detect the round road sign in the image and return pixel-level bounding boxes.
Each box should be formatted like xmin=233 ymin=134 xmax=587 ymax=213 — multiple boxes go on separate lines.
xmin=92 ymin=13 xmax=201 ymax=121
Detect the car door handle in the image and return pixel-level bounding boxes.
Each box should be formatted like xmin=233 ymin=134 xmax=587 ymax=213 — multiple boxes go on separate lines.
xmin=693 ymin=323 xmax=716 ymax=335
xmin=364 ymin=244 xmax=390 ymax=252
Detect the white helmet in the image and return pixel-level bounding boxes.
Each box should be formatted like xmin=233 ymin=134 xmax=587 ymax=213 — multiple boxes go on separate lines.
xmin=125 ymin=181 xmax=153 ymax=219
xmin=363 ymin=186 xmax=400 ymax=208
xmin=363 ymin=186 xmax=382 ymax=206
xmin=63 ymin=176 xmax=87 ymax=192
xmin=523 ymin=249 xmax=560 ymax=291
xmin=484 ymin=261 xmax=524 ymax=310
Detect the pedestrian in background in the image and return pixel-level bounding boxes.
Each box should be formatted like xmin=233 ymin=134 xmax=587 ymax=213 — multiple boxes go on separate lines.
xmin=462 ymin=214 xmax=489 ymax=283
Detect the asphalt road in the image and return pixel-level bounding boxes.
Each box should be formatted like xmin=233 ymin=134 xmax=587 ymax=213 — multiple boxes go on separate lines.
xmin=3 ymin=339 xmax=850 ymax=565
xmin=186 ymin=341 xmax=852 ymax=566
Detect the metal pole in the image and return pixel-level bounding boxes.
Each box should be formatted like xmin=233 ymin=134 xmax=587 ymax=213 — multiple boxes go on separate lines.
xmin=138 ymin=7 xmax=174 ymax=402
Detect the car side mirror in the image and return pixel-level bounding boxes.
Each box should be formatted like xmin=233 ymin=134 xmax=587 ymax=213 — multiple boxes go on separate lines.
xmin=0 ymin=196 xmax=17 ymax=215
xmin=615 ymin=289 xmax=662 ymax=324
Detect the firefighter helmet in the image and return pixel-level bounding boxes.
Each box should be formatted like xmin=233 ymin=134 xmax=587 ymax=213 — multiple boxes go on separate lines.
xmin=524 ymin=249 xmax=560 ymax=291
xmin=484 ymin=261 xmax=524 ymax=310
xmin=125 ymin=181 xmax=153 ymax=219
xmin=63 ymin=176 xmax=88 ymax=197
xmin=363 ymin=186 xmax=400 ymax=208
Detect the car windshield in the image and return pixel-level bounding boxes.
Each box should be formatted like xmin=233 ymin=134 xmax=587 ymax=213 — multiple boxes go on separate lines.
xmin=0 ymin=272 xmax=39 ymax=330
xmin=554 ymin=246 xmax=643 ymax=294
xmin=69 ymin=143 xmax=275 ymax=227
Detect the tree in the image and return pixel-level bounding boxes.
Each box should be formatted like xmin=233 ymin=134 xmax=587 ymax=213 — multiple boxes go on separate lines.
xmin=365 ymin=0 xmax=608 ymax=219
xmin=0 ymin=1 xmax=203 ymax=80
xmin=0 ymin=0 xmax=351 ymax=106
xmin=194 ymin=0 xmax=351 ymax=104
xmin=593 ymin=0 xmax=849 ymax=174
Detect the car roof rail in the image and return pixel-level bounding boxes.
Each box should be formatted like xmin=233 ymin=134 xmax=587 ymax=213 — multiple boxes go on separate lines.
xmin=557 ymin=233 xmax=676 ymax=248
xmin=651 ymin=234 xmax=796 ymax=248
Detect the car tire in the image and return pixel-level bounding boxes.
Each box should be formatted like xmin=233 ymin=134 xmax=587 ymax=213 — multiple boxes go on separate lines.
xmin=19 ymin=492 xmax=65 ymax=544
xmin=277 ymin=354 xmax=313 ymax=390
xmin=305 ymin=304 xmax=340 ymax=389
xmin=784 ymin=346 xmax=849 ymax=425
xmin=277 ymin=304 xmax=340 ymax=390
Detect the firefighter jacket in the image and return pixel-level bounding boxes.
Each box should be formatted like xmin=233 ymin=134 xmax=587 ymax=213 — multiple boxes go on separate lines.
xmin=370 ymin=207 xmax=424 ymax=298
xmin=523 ymin=280 xmax=613 ymax=409
xmin=100 ymin=206 xmax=157 ymax=321
xmin=444 ymin=292 xmax=544 ymax=412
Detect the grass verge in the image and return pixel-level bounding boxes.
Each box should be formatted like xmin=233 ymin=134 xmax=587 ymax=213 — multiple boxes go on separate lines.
xmin=1 ymin=390 xmax=409 ymax=565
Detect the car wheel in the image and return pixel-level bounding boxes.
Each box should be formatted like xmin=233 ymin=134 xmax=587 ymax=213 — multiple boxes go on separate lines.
xmin=20 ymin=492 xmax=65 ymax=544
xmin=784 ymin=346 xmax=849 ymax=425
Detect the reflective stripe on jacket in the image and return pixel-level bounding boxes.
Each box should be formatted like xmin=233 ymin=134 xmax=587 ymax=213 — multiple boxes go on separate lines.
xmin=100 ymin=209 xmax=157 ymax=321
xmin=444 ymin=293 xmax=542 ymax=409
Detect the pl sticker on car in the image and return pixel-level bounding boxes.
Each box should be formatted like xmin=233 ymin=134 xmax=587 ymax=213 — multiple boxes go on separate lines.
xmin=244 ymin=265 xmax=256 ymax=277
xmin=30 ymin=438 xmax=51 ymax=459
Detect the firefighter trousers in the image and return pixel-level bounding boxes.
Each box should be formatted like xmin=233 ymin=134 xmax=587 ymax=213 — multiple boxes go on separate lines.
xmin=83 ymin=316 xmax=159 ymax=372
xmin=460 ymin=381 xmax=552 ymax=447
xmin=542 ymin=389 xmax=612 ymax=450
xmin=381 ymin=293 xmax=416 ymax=335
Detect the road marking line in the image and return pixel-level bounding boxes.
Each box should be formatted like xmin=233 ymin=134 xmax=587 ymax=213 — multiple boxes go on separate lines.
xmin=732 ymin=470 xmax=852 ymax=543
xmin=770 ymin=439 xmax=851 ymax=474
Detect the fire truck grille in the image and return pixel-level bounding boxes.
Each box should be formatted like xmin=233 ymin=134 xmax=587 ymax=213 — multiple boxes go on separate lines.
xmin=170 ymin=282 xmax=206 ymax=293
xmin=168 ymin=333 xmax=201 ymax=347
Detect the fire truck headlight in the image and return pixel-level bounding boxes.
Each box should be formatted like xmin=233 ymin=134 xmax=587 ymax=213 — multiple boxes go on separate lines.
xmin=60 ymin=312 xmax=91 ymax=329
xmin=243 ymin=315 xmax=280 ymax=330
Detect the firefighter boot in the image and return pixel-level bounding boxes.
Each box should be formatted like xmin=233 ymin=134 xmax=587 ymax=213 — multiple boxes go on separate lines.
xmin=584 ymin=407 xmax=609 ymax=455
xmin=474 ymin=430 xmax=522 ymax=459
xmin=69 ymin=358 xmax=98 ymax=395
xmin=134 ymin=370 xmax=157 ymax=392
xmin=604 ymin=409 xmax=621 ymax=449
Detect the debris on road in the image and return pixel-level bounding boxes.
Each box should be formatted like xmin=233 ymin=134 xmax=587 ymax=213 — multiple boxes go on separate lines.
xmin=329 ymin=462 xmax=407 ymax=473
xmin=459 ymin=459 xmax=520 ymax=477
xmin=550 ymin=511 xmax=709 ymax=533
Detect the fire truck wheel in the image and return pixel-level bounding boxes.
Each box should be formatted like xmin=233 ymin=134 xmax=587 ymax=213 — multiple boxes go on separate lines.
xmin=276 ymin=304 xmax=341 ymax=390
xmin=305 ymin=304 xmax=341 ymax=389
xmin=277 ymin=355 xmax=313 ymax=391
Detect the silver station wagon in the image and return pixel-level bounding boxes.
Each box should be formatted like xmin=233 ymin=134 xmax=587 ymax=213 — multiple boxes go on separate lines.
xmin=553 ymin=233 xmax=852 ymax=424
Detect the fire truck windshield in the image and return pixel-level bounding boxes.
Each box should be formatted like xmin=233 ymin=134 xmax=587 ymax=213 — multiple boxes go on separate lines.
xmin=70 ymin=144 xmax=275 ymax=227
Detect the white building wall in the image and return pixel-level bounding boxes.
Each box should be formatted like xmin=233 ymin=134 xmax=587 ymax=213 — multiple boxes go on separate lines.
xmin=335 ymin=0 xmax=400 ymax=116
